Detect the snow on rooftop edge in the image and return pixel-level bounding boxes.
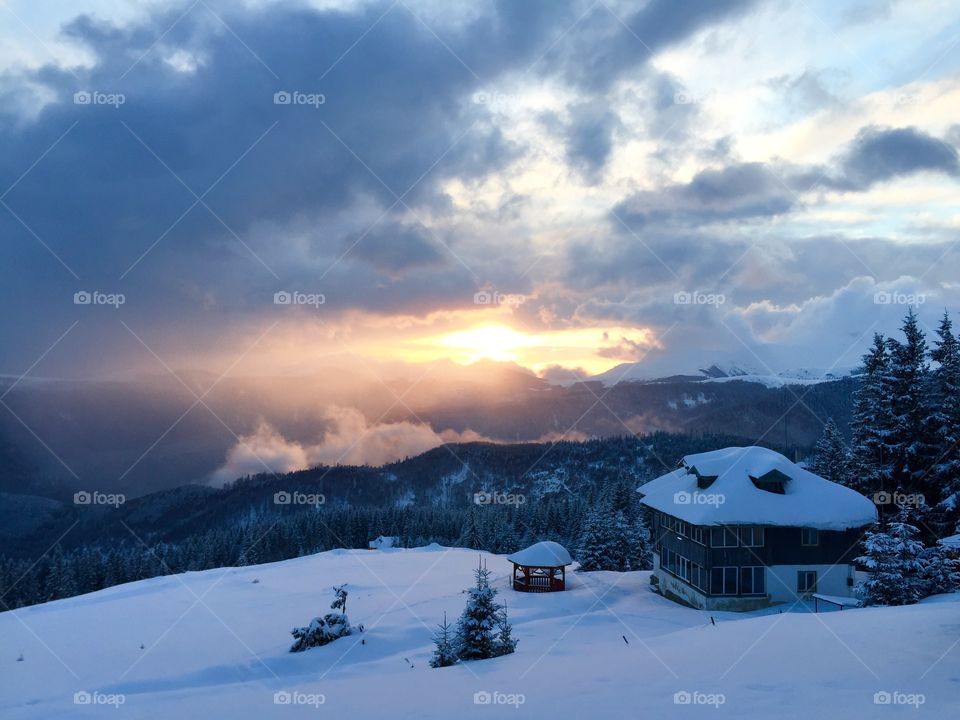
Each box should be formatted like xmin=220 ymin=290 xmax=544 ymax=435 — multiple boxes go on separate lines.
xmin=637 ymin=446 xmax=878 ymax=530
xmin=506 ymin=541 xmax=572 ymax=567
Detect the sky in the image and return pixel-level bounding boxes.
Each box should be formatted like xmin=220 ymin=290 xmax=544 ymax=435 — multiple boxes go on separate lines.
xmin=1 ymin=0 xmax=959 ymax=382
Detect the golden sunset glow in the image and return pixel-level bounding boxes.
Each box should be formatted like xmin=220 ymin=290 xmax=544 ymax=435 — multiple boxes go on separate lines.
xmin=395 ymin=321 xmax=660 ymax=375
xmin=436 ymin=324 xmax=537 ymax=363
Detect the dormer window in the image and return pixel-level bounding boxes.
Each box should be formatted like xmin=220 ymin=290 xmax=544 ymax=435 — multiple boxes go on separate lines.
xmin=687 ymin=464 xmax=717 ymax=490
xmin=750 ymin=469 xmax=790 ymax=494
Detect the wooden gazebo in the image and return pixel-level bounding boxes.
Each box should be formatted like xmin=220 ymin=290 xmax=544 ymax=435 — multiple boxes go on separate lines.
xmin=507 ymin=541 xmax=572 ymax=593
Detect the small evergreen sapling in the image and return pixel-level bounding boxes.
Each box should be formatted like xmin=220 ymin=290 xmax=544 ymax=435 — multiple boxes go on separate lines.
xmin=429 ymin=611 xmax=458 ymax=668
xmin=456 ymin=561 xmax=500 ymax=660
xmin=493 ymin=600 xmax=517 ymax=657
xmin=438 ymin=559 xmax=517 ymax=665
xmin=289 ymin=585 xmax=354 ymax=652
xmin=331 ymin=584 xmax=348 ymax=615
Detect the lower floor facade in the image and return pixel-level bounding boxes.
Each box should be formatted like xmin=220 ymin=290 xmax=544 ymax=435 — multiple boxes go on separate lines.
xmin=652 ymin=552 xmax=857 ymax=611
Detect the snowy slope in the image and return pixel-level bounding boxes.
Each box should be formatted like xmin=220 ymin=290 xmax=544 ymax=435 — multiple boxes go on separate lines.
xmin=1 ymin=546 xmax=957 ymax=719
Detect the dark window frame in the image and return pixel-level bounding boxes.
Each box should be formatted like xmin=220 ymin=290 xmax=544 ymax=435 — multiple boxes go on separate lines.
xmin=711 ymin=566 xmax=738 ymax=595
xmin=797 ymin=570 xmax=817 ymax=593
xmin=740 ymin=526 xmax=765 ymax=547
xmin=710 ymin=526 xmax=739 ymax=548
xmin=740 ymin=566 xmax=766 ymax=595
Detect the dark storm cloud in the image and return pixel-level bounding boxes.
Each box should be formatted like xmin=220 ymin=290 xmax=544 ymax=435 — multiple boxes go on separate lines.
xmin=344 ymin=222 xmax=447 ymax=276
xmin=614 ymin=162 xmax=798 ymax=226
xmin=611 ymin=126 xmax=959 ymax=229
xmin=560 ymin=0 xmax=761 ymax=91
xmin=838 ymin=125 xmax=960 ymax=189
xmin=564 ymin=99 xmax=620 ymax=182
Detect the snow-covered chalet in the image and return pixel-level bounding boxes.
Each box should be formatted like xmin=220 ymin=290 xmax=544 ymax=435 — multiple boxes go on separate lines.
xmin=638 ymin=446 xmax=877 ymax=611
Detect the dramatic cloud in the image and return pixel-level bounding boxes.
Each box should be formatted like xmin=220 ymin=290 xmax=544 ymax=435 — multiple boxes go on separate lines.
xmin=210 ymin=407 xmax=496 ymax=484
xmin=564 ymin=99 xmax=621 ymax=182
xmin=838 ymin=125 xmax=960 ymax=189
xmin=1 ymin=0 xmax=959 ymax=384
xmin=614 ymin=162 xmax=797 ymax=226
xmin=612 ymin=126 xmax=959 ymax=228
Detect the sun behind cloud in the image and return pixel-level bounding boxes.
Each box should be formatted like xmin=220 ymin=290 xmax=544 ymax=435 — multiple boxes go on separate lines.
xmin=401 ymin=322 xmax=659 ymax=375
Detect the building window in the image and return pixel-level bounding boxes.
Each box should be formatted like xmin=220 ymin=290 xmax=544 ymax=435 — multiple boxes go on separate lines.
xmin=711 ymin=566 xmax=738 ymax=595
xmin=690 ymin=526 xmax=705 ymax=545
xmin=691 ymin=563 xmax=707 ymax=591
xmin=710 ymin=527 xmax=738 ymax=547
xmin=740 ymin=567 xmax=765 ymax=595
xmin=678 ymin=556 xmax=690 ymax=582
xmin=740 ymin=527 xmax=765 ymax=547
xmin=797 ymin=570 xmax=817 ymax=593
xmin=800 ymin=528 xmax=819 ymax=546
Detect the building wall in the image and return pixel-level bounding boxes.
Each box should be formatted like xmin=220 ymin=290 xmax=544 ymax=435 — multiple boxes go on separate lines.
xmin=766 ymin=563 xmax=855 ymax=603
xmin=652 ymin=551 xmax=858 ymax=610
xmin=709 ymin=526 xmax=863 ymax=567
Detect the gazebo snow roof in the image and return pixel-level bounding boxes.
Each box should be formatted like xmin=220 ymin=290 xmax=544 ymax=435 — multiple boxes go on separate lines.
xmin=507 ymin=541 xmax=572 ymax=568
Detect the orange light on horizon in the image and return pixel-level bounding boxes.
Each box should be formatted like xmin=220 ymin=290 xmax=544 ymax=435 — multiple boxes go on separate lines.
xmin=399 ymin=321 xmax=660 ymax=376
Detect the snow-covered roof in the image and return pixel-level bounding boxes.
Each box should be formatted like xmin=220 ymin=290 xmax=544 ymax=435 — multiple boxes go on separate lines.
xmin=368 ymin=535 xmax=399 ymax=549
xmin=507 ymin=541 xmax=572 ymax=567
xmin=939 ymin=534 xmax=960 ymax=549
xmin=638 ymin=446 xmax=878 ymax=530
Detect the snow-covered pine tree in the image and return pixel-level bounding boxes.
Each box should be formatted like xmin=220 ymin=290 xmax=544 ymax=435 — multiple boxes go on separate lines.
xmin=917 ymin=543 xmax=960 ymax=597
xmin=331 ymin=584 xmax=348 ymax=615
xmin=627 ymin=510 xmax=653 ymax=571
xmin=486 ymin=511 xmax=518 ymax=555
xmin=456 ymin=560 xmax=501 ymax=661
xmin=849 ymin=333 xmax=892 ymax=498
xmin=929 ymin=311 xmax=960 ymax=531
xmin=493 ymin=600 xmax=517 ymax=657
xmin=289 ymin=585 xmax=354 ymax=652
xmin=886 ymin=309 xmax=936 ymax=501
xmin=429 ymin=611 xmax=458 ymax=668
xmin=812 ymin=418 xmax=850 ymax=486
xmin=855 ymin=518 xmax=925 ymax=606
xmin=458 ymin=509 xmax=485 ymax=550
xmin=576 ymin=507 xmax=617 ymax=571
xmin=609 ymin=480 xmax=638 ymax=520
xmin=609 ymin=510 xmax=635 ymax=571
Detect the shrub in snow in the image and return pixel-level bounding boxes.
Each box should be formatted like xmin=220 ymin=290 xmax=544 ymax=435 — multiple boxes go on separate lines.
xmin=290 ymin=614 xmax=352 ymax=652
xmin=289 ymin=585 xmax=354 ymax=652
xmin=856 ymin=522 xmax=925 ymax=606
